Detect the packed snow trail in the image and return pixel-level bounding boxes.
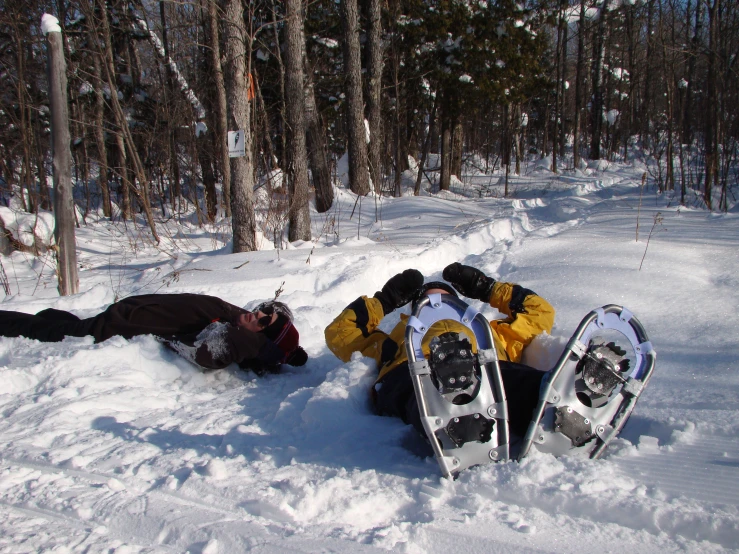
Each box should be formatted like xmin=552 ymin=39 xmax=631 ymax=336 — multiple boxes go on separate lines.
xmin=1 ymin=166 xmax=738 ymax=553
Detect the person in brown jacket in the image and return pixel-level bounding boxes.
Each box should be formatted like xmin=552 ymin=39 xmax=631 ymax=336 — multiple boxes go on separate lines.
xmin=0 ymin=294 xmax=307 ymax=373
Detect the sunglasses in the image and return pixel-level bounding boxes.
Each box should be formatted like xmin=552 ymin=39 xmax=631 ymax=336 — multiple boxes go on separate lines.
xmin=256 ymin=304 xmax=275 ymax=328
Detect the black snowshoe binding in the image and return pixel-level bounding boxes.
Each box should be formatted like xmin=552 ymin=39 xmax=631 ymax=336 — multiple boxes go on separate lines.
xmin=519 ymin=305 xmax=656 ymax=460
xmin=406 ymin=293 xmax=509 ymax=478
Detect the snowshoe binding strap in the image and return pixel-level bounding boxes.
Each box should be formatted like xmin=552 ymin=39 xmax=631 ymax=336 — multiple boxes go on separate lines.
xmin=519 ymin=304 xmax=656 ymax=461
xmin=406 ymin=293 xmax=509 ymax=478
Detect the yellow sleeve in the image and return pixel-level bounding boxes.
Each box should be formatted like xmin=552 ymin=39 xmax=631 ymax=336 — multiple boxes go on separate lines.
xmin=488 ymin=281 xmax=555 ymax=362
xmin=324 ymin=296 xmax=390 ymax=365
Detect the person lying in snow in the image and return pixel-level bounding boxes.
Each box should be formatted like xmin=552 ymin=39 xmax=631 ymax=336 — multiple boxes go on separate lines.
xmin=0 ymin=294 xmax=308 ymax=374
xmin=324 ymin=263 xmax=555 ymax=440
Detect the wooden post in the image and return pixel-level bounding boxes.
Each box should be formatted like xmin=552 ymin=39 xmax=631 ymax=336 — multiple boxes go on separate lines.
xmin=43 ymin=14 xmax=79 ymax=296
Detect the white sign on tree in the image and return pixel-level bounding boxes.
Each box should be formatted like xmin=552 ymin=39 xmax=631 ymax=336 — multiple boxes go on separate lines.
xmin=228 ymin=130 xmax=245 ymax=158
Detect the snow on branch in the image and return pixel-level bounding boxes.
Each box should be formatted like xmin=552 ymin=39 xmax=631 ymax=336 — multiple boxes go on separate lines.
xmin=133 ymin=16 xmax=207 ymax=126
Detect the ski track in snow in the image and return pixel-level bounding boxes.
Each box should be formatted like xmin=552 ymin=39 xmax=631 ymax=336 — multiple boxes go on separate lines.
xmin=1 ymin=166 xmax=738 ymax=552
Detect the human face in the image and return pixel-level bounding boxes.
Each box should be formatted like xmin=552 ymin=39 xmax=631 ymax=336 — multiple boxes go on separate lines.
xmin=425 ymin=288 xmax=451 ymax=296
xmin=237 ymin=308 xmax=278 ymax=332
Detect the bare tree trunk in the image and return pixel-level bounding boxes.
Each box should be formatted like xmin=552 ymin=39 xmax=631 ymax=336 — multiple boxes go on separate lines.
xmin=704 ymin=0 xmax=719 ymax=208
xmin=440 ymin=113 xmax=451 ymax=190
xmin=392 ymin=47 xmax=402 ymax=196
xmin=513 ymin=105 xmax=522 ymax=175
xmin=198 ymin=145 xmax=218 ymax=220
xmin=393 ymin=91 xmax=401 ymax=196
xmin=14 ymin=23 xmax=34 ymax=213
xmin=209 ymin=0 xmax=231 ymax=216
xmin=159 ymin=2 xmax=181 ymax=204
xmin=284 ymin=0 xmax=311 ymax=241
xmin=223 ymin=0 xmax=257 ymax=251
xmin=270 ymin=1 xmax=287 ymax=174
xmin=660 ymin=17 xmax=675 ymax=191
xmin=304 ymin=54 xmax=333 ymax=212
xmin=366 ymin=0 xmax=383 ymax=193
xmin=503 ymin=103 xmax=511 ymax=196
xmin=116 ymin=136 xmax=129 ymax=219
xmin=414 ymin=96 xmax=437 ymax=196
xmin=340 ymin=0 xmax=370 ymax=195
xmin=683 ymin=0 xmax=701 ymax=144
xmin=90 ymin=48 xmax=111 ymax=217
xmin=590 ymin=0 xmax=612 ymax=160
xmin=552 ymin=0 xmax=566 ymax=172
xmin=96 ymin=0 xmax=159 ymax=241
xmin=641 ymin=0 xmax=656 ymax=149
xmin=573 ymin=0 xmax=586 ymax=169
xmin=45 ymin=24 xmax=79 ymax=295
xmin=451 ymin=120 xmax=463 ymax=178
xmin=558 ymin=1 xmax=568 ymax=161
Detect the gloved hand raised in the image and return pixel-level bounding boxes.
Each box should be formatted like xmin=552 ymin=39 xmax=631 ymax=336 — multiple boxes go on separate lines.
xmin=442 ymin=263 xmax=495 ymax=302
xmin=374 ymin=269 xmax=424 ymax=314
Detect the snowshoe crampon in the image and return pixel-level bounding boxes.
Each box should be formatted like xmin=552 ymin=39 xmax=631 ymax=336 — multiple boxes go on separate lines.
xmin=406 ymin=293 xmax=509 ymax=478
xmin=519 ymin=305 xmax=656 ymax=460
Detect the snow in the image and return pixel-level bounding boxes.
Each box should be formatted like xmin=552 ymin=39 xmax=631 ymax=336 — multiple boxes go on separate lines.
xmin=195 ymin=121 xmax=208 ymax=137
xmin=0 ymin=207 xmax=55 ymax=248
xmin=133 ymin=16 xmax=206 ymax=121
xmin=41 ymin=14 xmax=61 ymax=35
xmin=1 ymin=164 xmax=738 ymax=552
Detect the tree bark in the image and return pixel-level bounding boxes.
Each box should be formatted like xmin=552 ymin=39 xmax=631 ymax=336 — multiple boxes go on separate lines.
xmin=683 ymin=0 xmax=701 ymax=145
xmin=340 ymin=0 xmax=371 ymax=195
xmin=414 ymin=97 xmax=438 ymax=196
xmin=270 ymin=1 xmax=287 ymax=175
xmin=704 ymin=0 xmax=719 ymax=208
xmin=284 ymin=0 xmax=311 ymax=241
xmin=223 ymin=0 xmax=257 ymax=251
xmin=304 ymin=54 xmax=333 ymax=212
xmin=589 ymin=0 xmax=612 ymax=160
xmin=46 ymin=27 xmax=79 ymax=295
xmin=90 ymin=46 xmax=111 ymax=217
xmin=573 ymin=0 xmax=586 ymax=169
xmin=366 ymin=0 xmax=383 ymax=193
xmin=641 ymin=0 xmax=656 ymax=149
xmin=97 ymin=0 xmax=159 ymax=241
xmin=452 ymin=119 xmax=463 ymax=178
xmin=158 ymin=2 xmax=181 ymax=204
xmin=208 ymin=0 xmax=231 ymax=216
xmin=440 ymin=113 xmax=452 ymax=190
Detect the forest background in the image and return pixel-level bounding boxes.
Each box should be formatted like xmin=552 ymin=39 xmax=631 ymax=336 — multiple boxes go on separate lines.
xmin=0 ymin=0 xmax=737 ymax=264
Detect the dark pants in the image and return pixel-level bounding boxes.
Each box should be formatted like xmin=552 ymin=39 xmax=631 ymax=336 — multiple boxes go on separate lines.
xmin=0 ymin=309 xmax=98 ymax=342
xmin=374 ymin=360 xmax=545 ymax=441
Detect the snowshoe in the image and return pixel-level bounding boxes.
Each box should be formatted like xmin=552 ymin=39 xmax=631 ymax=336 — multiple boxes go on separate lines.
xmin=406 ymin=293 xmax=509 ymax=478
xmin=518 ymin=305 xmax=656 ymax=460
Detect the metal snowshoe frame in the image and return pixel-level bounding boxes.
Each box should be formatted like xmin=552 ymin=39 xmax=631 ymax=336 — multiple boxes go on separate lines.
xmin=518 ymin=304 xmax=656 ymax=461
xmin=406 ymin=293 xmax=509 ymax=478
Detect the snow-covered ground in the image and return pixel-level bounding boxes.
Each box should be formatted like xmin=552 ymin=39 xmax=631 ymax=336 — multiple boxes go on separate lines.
xmin=1 ymin=162 xmax=738 ymax=553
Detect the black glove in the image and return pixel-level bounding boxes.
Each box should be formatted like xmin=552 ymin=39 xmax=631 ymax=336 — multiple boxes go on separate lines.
xmin=286 ymin=346 xmax=308 ymax=367
xmin=442 ymin=263 xmax=495 ymax=302
xmin=374 ymin=269 xmax=424 ymax=314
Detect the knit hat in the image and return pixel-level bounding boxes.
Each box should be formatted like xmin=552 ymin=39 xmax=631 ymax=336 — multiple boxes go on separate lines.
xmin=261 ymin=313 xmax=307 ymax=366
xmin=411 ymin=281 xmax=458 ymax=307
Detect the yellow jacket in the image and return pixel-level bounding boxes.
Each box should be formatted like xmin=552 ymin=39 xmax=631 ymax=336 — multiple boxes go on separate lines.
xmin=325 ymin=282 xmax=555 ymax=384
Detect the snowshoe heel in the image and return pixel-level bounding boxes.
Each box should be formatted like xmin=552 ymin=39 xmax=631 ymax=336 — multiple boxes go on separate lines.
xmin=406 ymin=293 xmax=509 ymax=478
xmin=518 ymin=305 xmax=656 ymax=460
